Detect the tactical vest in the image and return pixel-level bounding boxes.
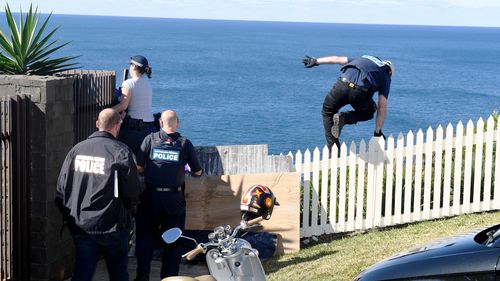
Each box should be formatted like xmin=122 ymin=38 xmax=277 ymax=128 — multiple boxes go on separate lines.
xmin=145 ymin=132 xmax=187 ymax=187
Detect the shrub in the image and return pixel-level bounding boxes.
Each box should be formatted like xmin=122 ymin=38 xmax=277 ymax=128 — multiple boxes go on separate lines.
xmin=0 ymin=3 xmax=78 ymax=75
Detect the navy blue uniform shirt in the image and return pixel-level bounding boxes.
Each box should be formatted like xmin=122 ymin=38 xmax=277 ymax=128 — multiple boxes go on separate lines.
xmin=341 ymin=56 xmax=391 ymax=99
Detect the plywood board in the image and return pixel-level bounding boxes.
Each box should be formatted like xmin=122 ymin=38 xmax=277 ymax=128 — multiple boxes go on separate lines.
xmin=185 ymin=172 xmax=300 ymax=254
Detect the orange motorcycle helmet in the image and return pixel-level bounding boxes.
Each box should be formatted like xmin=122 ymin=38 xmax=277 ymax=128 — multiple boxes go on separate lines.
xmin=240 ymin=184 xmax=279 ymax=221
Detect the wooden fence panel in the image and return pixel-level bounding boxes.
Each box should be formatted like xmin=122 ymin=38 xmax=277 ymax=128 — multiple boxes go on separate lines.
xmin=184 ymin=172 xmax=300 ymax=254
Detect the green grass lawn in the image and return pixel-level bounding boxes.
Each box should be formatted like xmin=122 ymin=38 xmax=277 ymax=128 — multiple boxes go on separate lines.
xmin=263 ymin=211 xmax=500 ymax=281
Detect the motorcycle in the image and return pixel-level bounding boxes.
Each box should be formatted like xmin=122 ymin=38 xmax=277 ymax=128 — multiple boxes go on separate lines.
xmin=161 ymin=217 xmax=268 ymax=281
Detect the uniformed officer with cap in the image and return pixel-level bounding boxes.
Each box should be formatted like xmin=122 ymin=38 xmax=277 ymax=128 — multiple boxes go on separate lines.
xmin=56 ymin=108 xmax=140 ymax=281
xmin=134 ymin=110 xmax=202 ymax=281
xmin=113 ymin=55 xmax=156 ymax=154
xmin=303 ymin=54 xmax=394 ymax=150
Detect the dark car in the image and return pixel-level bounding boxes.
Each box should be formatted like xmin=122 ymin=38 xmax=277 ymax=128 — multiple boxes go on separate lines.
xmin=354 ymin=223 xmax=500 ymax=281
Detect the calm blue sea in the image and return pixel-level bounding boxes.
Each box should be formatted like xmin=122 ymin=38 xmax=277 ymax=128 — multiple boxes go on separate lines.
xmin=2 ymin=14 xmax=500 ymax=154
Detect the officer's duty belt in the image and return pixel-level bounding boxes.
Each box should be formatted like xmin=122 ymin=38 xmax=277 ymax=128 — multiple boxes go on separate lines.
xmin=146 ymin=184 xmax=182 ymax=192
xmin=339 ymin=77 xmax=369 ymax=93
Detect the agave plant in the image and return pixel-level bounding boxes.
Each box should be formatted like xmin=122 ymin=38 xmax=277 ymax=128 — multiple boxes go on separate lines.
xmin=0 ymin=4 xmax=79 ymax=75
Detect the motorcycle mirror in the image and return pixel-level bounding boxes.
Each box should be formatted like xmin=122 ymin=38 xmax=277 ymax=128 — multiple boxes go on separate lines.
xmin=162 ymin=227 xmax=182 ymax=244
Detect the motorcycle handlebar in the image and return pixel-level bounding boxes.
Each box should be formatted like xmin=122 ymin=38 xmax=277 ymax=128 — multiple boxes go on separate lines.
xmin=183 ymin=244 xmax=205 ymax=261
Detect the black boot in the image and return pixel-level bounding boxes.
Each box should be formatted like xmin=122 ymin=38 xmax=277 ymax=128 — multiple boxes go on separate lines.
xmin=331 ymin=113 xmax=345 ymax=139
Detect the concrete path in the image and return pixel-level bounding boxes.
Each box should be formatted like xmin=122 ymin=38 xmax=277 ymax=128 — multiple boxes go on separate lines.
xmin=68 ymin=257 xmax=209 ymax=281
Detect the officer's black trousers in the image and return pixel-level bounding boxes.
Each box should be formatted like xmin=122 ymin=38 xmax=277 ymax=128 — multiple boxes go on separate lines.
xmin=322 ymin=81 xmax=377 ymax=150
xmin=135 ymin=189 xmax=186 ymax=279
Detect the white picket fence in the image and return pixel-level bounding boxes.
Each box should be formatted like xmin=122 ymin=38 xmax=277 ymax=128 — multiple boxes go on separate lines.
xmin=291 ymin=116 xmax=500 ymax=238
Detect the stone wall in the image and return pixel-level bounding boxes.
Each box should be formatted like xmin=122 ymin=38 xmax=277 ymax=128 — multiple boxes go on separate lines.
xmin=0 ymin=75 xmax=75 ymax=281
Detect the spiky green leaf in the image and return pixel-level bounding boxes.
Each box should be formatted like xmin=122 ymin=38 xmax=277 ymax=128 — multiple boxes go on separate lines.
xmin=0 ymin=3 xmax=79 ymax=75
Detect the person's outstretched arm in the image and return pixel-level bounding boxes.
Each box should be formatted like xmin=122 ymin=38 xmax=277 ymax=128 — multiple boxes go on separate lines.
xmin=303 ymin=55 xmax=348 ymax=68
xmin=317 ymin=56 xmax=349 ymax=65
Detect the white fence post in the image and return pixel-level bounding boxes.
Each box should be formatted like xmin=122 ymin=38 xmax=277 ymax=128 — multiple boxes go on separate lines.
xmin=374 ymin=137 xmax=385 ymax=227
xmin=356 ymin=140 xmax=367 ymax=230
xmin=463 ymin=120 xmax=474 ymax=213
xmin=404 ymin=131 xmax=414 ymax=223
xmin=495 ymin=124 xmax=500 ymax=210
xmin=413 ymin=130 xmax=424 ymax=221
xmin=432 ymin=126 xmax=443 ymax=219
xmin=330 ymin=145 xmax=339 ymax=232
xmin=393 ymin=133 xmax=404 ymax=224
xmin=311 ymin=148 xmax=321 ymax=236
xmin=442 ymin=124 xmax=453 ymax=217
xmin=365 ymin=138 xmax=378 ymax=228
xmin=453 ymin=122 xmax=464 ymax=215
xmin=384 ymin=136 xmax=394 ymax=226
xmin=483 ymin=117 xmax=494 ymax=211
xmin=423 ymin=127 xmax=434 ymax=220
xmin=338 ymin=143 xmax=348 ymax=232
xmin=347 ymin=142 xmax=357 ymax=231
xmin=299 ymin=149 xmax=311 ymax=238
xmin=472 ymin=118 xmax=484 ymax=212
xmin=321 ymin=146 xmax=331 ymax=233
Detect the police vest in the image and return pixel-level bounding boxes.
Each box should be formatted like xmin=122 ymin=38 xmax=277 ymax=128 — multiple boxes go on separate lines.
xmin=145 ymin=132 xmax=187 ymax=187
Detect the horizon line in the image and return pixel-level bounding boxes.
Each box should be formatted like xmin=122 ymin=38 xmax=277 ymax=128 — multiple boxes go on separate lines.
xmin=1 ymin=11 xmax=500 ymax=29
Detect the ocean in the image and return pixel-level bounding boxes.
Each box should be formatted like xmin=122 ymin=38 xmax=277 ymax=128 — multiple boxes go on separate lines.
xmin=2 ymin=14 xmax=500 ymax=154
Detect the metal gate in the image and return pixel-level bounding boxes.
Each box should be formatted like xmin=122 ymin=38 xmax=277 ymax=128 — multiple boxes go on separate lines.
xmin=0 ymin=95 xmax=31 ymax=281
xmin=61 ymin=70 xmax=116 ymax=144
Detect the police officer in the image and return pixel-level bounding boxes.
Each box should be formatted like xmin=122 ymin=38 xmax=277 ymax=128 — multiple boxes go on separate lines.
xmin=113 ymin=55 xmax=157 ymax=154
xmin=303 ymin=54 xmax=394 ymax=150
xmin=134 ymin=110 xmax=202 ymax=281
xmin=55 ymin=108 xmax=140 ymax=281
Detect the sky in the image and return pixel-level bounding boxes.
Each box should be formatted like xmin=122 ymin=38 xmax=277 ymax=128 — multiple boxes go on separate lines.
xmin=3 ymin=0 xmax=500 ymax=27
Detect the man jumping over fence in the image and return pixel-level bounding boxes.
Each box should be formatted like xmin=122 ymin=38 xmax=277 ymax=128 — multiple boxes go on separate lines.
xmin=302 ymin=54 xmax=394 ymax=150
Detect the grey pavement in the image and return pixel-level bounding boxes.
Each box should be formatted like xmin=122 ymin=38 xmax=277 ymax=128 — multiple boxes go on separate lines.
xmin=66 ymin=257 xmax=209 ymax=281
